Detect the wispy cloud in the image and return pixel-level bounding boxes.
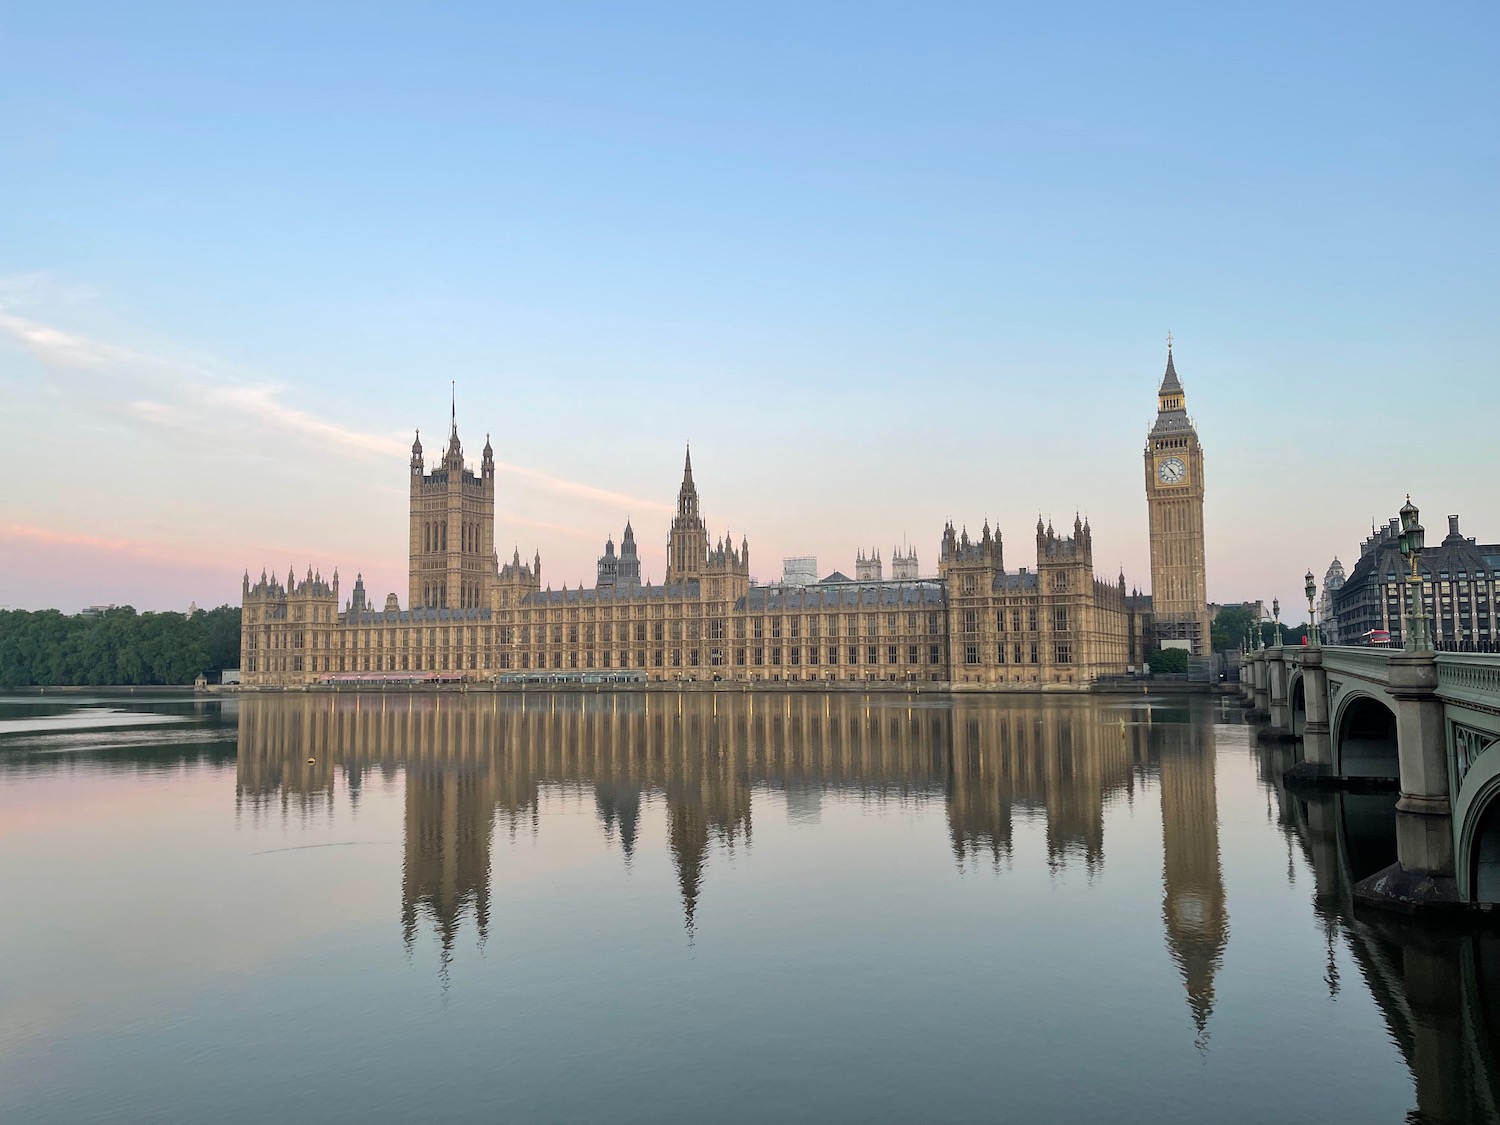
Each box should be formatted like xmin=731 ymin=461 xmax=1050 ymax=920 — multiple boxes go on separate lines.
xmin=0 ymin=521 xmax=243 ymax=572
xmin=496 ymin=461 xmax=670 ymax=514
xmin=0 ymin=296 xmax=669 ymax=513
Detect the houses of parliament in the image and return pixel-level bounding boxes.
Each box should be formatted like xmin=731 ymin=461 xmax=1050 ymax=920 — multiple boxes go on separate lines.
xmin=240 ymin=347 xmax=1210 ymax=687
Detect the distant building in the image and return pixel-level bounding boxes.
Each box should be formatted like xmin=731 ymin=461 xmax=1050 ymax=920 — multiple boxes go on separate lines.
xmin=891 ymin=546 xmax=919 ymax=580
xmin=79 ymin=604 xmax=117 ymax=618
xmin=1332 ymin=513 xmax=1499 ymax=649
xmin=781 ymin=557 xmax=818 ymax=588
xmin=1317 ymin=560 xmax=1346 ymax=644
xmin=1208 ymin=601 xmax=1268 ymax=624
xmin=855 ymin=549 xmax=882 ymax=582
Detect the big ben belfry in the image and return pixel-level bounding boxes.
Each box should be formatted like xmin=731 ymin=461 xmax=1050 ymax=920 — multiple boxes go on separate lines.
xmin=1144 ymin=338 xmax=1210 ymax=656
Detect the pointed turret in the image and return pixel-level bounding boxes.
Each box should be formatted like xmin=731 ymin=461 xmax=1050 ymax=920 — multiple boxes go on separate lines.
xmin=1159 ymin=342 xmax=1183 ymax=395
xmin=676 ymin=445 xmax=699 ymax=519
xmin=1155 ymin=340 xmax=1188 ymax=420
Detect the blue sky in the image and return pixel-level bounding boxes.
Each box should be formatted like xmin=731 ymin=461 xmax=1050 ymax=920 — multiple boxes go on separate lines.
xmin=1 ymin=1 xmax=1495 ymax=617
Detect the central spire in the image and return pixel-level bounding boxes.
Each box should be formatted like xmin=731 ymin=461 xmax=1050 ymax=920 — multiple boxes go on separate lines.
xmin=450 ymin=380 xmax=457 ymax=437
xmin=1159 ymin=338 xmax=1183 ymax=397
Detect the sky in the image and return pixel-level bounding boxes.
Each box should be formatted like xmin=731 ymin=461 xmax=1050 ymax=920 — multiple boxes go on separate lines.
xmin=1 ymin=2 xmax=1496 ymax=620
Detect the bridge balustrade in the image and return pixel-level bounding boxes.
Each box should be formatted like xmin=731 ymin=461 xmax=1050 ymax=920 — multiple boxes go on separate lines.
xmin=1260 ymin=644 xmax=1500 ymax=912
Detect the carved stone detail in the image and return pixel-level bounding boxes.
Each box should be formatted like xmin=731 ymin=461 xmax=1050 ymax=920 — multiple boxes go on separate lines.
xmin=1454 ymin=724 xmax=1499 ymax=786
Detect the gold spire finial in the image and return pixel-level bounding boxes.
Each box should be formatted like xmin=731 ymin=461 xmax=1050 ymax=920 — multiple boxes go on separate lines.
xmin=1166 ymin=330 xmax=1173 ymax=351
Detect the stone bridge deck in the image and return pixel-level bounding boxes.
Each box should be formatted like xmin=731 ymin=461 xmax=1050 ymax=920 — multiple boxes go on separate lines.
xmin=1242 ymin=644 xmax=1500 ymax=911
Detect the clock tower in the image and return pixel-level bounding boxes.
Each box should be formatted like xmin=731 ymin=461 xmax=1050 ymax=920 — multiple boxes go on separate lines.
xmin=1145 ymin=341 xmax=1209 ymax=656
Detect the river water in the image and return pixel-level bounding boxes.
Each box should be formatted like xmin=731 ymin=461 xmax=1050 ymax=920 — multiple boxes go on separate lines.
xmin=0 ymin=691 xmax=1495 ymax=1124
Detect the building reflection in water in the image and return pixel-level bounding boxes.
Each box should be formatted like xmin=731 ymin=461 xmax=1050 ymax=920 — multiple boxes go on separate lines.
xmin=1253 ymin=729 xmax=1500 ymax=1124
xmin=1156 ymin=704 xmax=1230 ymax=1046
xmin=235 ymin=691 xmax=1240 ymax=1033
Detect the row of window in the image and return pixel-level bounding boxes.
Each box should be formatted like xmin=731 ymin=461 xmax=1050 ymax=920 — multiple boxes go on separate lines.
xmin=960 ymin=608 xmax=1068 ymax=633
xmin=963 ymin=642 xmax=1071 ymax=665
xmin=247 ymin=643 xmax=956 ymax=675
xmin=251 ymin=637 xmax=1083 ymax=675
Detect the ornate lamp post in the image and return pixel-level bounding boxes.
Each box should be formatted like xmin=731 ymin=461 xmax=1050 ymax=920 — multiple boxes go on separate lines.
xmin=1273 ymin=597 xmax=1282 ymax=646
xmin=1305 ymin=570 xmax=1319 ymax=647
xmin=1398 ymin=495 xmax=1430 ymax=651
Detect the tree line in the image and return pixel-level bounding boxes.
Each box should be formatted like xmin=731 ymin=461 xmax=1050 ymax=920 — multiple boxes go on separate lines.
xmin=0 ymin=606 xmax=240 ymax=687
xmin=1211 ymin=605 xmax=1309 ymax=652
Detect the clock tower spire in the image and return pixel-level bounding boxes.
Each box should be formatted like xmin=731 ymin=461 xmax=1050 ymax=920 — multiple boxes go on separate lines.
xmin=1145 ymin=339 xmax=1209 ymax=656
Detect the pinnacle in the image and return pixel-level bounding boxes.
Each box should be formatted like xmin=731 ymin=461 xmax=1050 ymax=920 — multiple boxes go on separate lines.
xmin=1159 ymin=344 xmax=1184 ymax=395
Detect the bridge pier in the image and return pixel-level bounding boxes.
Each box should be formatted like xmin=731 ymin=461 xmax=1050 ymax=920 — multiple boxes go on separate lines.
xmin=1285 ymin=647 xmax=1333 ymax=785
xmin=1249 ymin=651 xmax=1270 ymax=721
xmin=1353 ymin=650 xmax=1460 ymax=912
xmin=1265 ymin=647 xmax=1295 ymax=741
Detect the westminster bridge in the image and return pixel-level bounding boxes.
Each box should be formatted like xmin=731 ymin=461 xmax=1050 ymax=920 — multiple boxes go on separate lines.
xmin=1243 ymin=643 xmax=1500 ymax=912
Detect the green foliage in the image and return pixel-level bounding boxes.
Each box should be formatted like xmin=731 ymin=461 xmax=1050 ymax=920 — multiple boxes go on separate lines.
xmin=1259 ymin=622 xmax=1309 ymax=647
xmin=1149 ymin=647 xmax=1190 ymax=674
xmin=0 ymin=605 xmax=240 ymax=687
xmin=1211 ymin=605 xmax=1259 ymax=652
xmin=1211 ymin=606 xmax=1311 ymax=651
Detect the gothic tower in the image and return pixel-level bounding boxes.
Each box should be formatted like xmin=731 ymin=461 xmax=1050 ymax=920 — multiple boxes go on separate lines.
xmin=666 ymin=446 xmax=709 ymax=586
xmin=408 ymin=396 xmax=497 ymax=611
xmin=1144 ymin=342 xmax=1209 ymax=655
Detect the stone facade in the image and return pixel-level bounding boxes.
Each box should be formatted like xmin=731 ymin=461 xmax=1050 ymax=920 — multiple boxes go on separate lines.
xmin=596 ymin=521 xmax=643 ymax=594
xmin=243 ymin=374 xmax=1182 ymax=689
xmin=1144 ymin=345 xmax=1210 ymax=656
xmin=1331 ymin=513 xmax=1499 ymax=650
xmin=1318 ymin=558 xmax=1347 ymax=644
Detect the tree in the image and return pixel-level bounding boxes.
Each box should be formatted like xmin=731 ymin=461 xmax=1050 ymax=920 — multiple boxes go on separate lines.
xmin=0 ymin=606 xmax=241 ymax=687
xmin=1150 ymin=647 xmax=1190 ymax=674
xmin=1211 ymin=605 xmax=1260 ymax=652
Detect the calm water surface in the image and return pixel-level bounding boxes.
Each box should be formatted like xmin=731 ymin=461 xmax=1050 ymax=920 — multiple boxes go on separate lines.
xmin=1 ymin=691 xmax=1496 ymax=1124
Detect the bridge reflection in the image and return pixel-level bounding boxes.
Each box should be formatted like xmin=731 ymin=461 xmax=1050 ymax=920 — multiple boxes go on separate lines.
xmin=1254 ymin=736 xmax=1500 ymax=1123
xmin=234 ymin=692 xmax=1231 ymax=1036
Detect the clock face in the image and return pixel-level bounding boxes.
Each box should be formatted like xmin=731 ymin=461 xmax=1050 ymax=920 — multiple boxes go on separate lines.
xmin=1158 ymin=457 xmax=1186 ymax=485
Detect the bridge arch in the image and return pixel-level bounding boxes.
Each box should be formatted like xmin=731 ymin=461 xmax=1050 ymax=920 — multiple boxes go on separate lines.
xmin=1288 ymin=670 xmax=1306 ymax=738
xmin=1332 ymin=692 xmax=1398 ymax=779
xmin=1461 ymin=777 xmax=1500 ymax=904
